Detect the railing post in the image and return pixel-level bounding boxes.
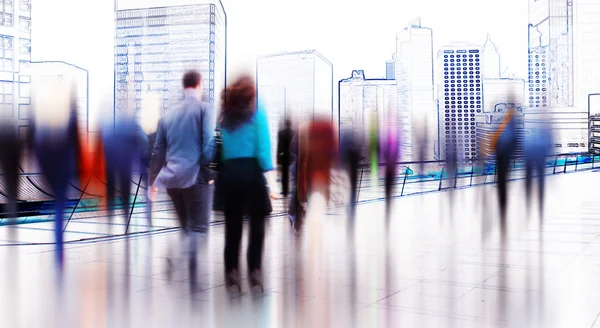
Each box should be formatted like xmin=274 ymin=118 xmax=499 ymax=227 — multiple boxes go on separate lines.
xmin=400 ymin=170 xmax=408 ymax=196
xmin=356 ymin=166 xmax=364 ymax=203
xmin=563 ymin=155 xmax=568 ymax=173
xmin=494 ymin=161 xmax=497 ymax=183
xmin=575 ymin=156 xmax=579 ymax=171
xmin=125 ymin=174 xmax=143 ymax=235
xmin=553 ymin=156 xmax=558 ymax=174
xmin=593 ymin=155 xmax=596 ymax=169
xmin=469 ymin=165 xmax=474 ymax=186
xmin=63 ymin=177 xmax=92 ymax=234
xmin=438 ymin=167 xmax=445 ymax=191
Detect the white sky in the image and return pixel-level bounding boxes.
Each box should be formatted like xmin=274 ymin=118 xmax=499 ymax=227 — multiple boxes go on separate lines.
xmin=32 ymin=0 xmax=528 ymax=126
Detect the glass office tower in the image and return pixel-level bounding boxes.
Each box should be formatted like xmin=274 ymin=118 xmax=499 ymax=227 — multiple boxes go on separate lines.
xmin=114 ymin=0 xmax=226 ymax=121
xmin=395 ymin=18 xmax=435 ymax=161
xmin=256 ymin=50 xmax=333 ymax=160
xmin=0 ymin=0 xmax=32 ymax=140
xmin=437 ymin=43 xmax=483 ymax=163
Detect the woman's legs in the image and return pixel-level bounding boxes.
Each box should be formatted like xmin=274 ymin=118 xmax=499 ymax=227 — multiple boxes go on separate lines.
xmin=224 ymin=206 xmax=243 ymax=274
xmin=247 ymin=212 xmax=266 ymax=273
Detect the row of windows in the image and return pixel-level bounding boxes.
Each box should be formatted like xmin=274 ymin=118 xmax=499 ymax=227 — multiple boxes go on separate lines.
xmin=444 ymin=63 xmax=480 ymax=68
xmin=116 ymin=13 xmax=211 ymax=28
xmin=443 ymin=89 xmax=482 ymax=94
xmin=116 ymin=5 xmax=210 ymax=20
xmin=116 ymin=24 xmax=213 ymax=39
xmin=443 ymin=54 xmax=479 ymax=58
xmin=444 ymin=84 xmax=481 ymax=88
xmin=444 ymin=58 xmax=480 ymax=63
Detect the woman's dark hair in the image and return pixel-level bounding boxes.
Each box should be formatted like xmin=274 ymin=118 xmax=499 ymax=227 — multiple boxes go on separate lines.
xmin=220 ymin=75 xmax=257 ymax=129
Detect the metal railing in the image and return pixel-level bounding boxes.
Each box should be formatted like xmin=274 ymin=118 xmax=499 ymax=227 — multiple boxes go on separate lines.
xmin=0 ymin=152 xmax=597 ymax=233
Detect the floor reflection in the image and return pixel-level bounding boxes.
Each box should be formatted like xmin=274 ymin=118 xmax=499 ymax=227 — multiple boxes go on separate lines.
xmin=0 ymin=171 xmax=600 ymax=326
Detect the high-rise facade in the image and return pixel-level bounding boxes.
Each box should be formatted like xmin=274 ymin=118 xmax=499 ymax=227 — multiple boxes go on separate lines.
xmin=482 ymin=34 xmax=501 ymax=79
xmin=0 ymin=0 xmax=32 ymax=141
xmin=528 ymin=0 xmax=574 ymax=109
xmin=437 ymin=43 xmax=483 ymax=163
xmin=114 ymin=0 xmax=226 ymax=122
xmin=395 ymin=18 xmax=436 ymax=160
xmin=256 ymin=50 xmax=333 ymax=159
xmin=339 ymin=70 xmax=396 ymax=162
xmin=574 ymin=1 xmax=600 ymax=120
xmin=385 ymin=59 xmax=395 ymax=80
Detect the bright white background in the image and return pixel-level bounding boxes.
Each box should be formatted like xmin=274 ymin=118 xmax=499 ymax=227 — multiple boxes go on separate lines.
xmin=31 ymin=0 xmax=528 ymax=127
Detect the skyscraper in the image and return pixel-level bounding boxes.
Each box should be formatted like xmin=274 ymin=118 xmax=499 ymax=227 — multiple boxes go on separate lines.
xmin=0 ymin=0 xmax=32 ymax=140
xmin=114 ymin=0 xmax=226 ymax=121
xmin=395 ymin=18 xmax=435 ymax=160
xmin=339 ymin=70 xmax=396 ymax=162
xmin=385 ymin=58 xmax=395 ymax=80
xmin=573 ymin=1 xmax=600 ymax=120
xmin=256 ymin=50 xmax=333 ymax=159
xmin=482 ymin=34 xmax=501 ymax=79
xmin=437 ymin=43 xmax=483 ymax=163
xmin=528 ymin=0 xmax=574 ymax=109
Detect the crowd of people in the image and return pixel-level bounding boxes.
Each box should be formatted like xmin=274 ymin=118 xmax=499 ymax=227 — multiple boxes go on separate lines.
xmin=0 ymin=69 xmax=554 ymax=293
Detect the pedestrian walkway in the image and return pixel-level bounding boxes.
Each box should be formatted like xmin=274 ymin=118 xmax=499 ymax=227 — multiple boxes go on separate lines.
xmin=1 ymin=170 xmax=600 ymax=327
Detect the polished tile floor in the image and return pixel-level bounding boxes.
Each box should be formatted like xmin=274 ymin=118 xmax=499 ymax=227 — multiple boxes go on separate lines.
xmin=1 ymin=170 xmax=600 ymax=327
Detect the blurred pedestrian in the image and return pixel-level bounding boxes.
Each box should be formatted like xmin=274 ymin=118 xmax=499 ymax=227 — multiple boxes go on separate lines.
xmin=0 ymin=119 xmax=21 ymax=226
xmin=524 ymin=122 xmax=552 ymax=217
xmin=277 ymin=119 xmax=294 ymax=198
xmin=214 ymin=75 xmax=279 ymax=292
xmin=490 ymin=106 xmax=517 ymax=223
xmin=150 ymin=70 xmax=217 ymax=262
xmin=340 ymin=129 xmax=360 ymax=219
xmin=102 ymin=116 xmax=145 ymax=228
xmin=381 ymin=125 xmax=399 ymax=217
xmin=31 ymin=77 xmax=81 ymax=266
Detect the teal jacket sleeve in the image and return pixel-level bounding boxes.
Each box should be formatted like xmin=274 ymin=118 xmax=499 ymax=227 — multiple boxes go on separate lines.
xmin=255 ymin=104 xmax=273 ymax=172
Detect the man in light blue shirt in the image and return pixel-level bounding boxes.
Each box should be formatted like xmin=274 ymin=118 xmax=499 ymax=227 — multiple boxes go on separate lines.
xmin=150 ymin=70 xmax=216 ymax=256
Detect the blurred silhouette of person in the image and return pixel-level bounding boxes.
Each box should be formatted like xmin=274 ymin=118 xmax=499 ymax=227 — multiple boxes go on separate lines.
xmin=446 ymin=135 xmax=458 ymax=193
xmin=0 ymin=119 xmax=21 ymax=225
xmin=214 ymin=75 xmax=279 ymax=291
xmin=340 ymin=129 xmax=360 ymax=219
xmin=491 ymin=106 xmax=518 ymax=223
xmin=139 ymin=92 xmax=162 ymax=225
xmin=102 ymin=116 xmax=144 ymax=227
xmin=298 ymin=118 xmax=337 ymax=206
xmin=31 ymin=77 xmax=81 ymax=266
xmin=381 ymin=125 xmax=399 ymax=217
xmin=368 ymin=112 xmax=379 ymax=181
xmin=150 ymin=70 xmax=216 ymax=261
xmin=524 ymin=121 xmax=552 ymax=217
xmin=277 ymin=119 xmax=294 ymax=198
xmin=287 ymin=130 xmax=303 ymax=232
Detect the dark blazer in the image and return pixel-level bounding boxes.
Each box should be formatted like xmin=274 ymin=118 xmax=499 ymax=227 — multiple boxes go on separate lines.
xmin=277 ymin=127 xmax=293 ymax=166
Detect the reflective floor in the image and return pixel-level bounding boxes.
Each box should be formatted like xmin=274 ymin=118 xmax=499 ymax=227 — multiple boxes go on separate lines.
xmin=1 ymin=170 xmax=600 ymax=327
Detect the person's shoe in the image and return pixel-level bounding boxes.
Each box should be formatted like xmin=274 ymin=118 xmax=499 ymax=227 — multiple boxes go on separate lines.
xmin=248 ymin=269 xmax=263 ymax=293
xmin=225 ymin=269 xmax=241 ymax=293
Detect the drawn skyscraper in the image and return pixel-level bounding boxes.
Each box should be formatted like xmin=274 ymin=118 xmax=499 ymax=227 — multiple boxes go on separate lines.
xmin=339 ymin=70 xmax=396 ymax=162
xmin=0 ymin=0 xmax=32 ymax=140
xmin=482 ymin=34 xmax=501 ymax=79
xmin=395 ymin=18 xmax=436 ymax=160
xmin=437 ymin=43 xmax=483 ymax=163
xmin=528 ymin=0 xmax=574 ymax=109
xmin=385 ymin=59 xmax=395 ymax=80
xmin=256 ymin=50 xmax=333 ymax=159
xmin=114 ymin=0 xmax=226 ymax=121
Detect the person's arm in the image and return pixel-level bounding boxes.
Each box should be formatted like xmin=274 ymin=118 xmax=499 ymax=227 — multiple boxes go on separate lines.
xmin=255 ymin=107 xmax=279 ymax=198
xmin=200 ymin=102 xmax=216 ymax=167
xmin=149 ymin=119 xmax=166 ymax=186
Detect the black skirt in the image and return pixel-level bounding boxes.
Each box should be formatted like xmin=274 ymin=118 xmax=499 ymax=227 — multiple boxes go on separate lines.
xmin=213 ymin=158 xmax=272 ymax=216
